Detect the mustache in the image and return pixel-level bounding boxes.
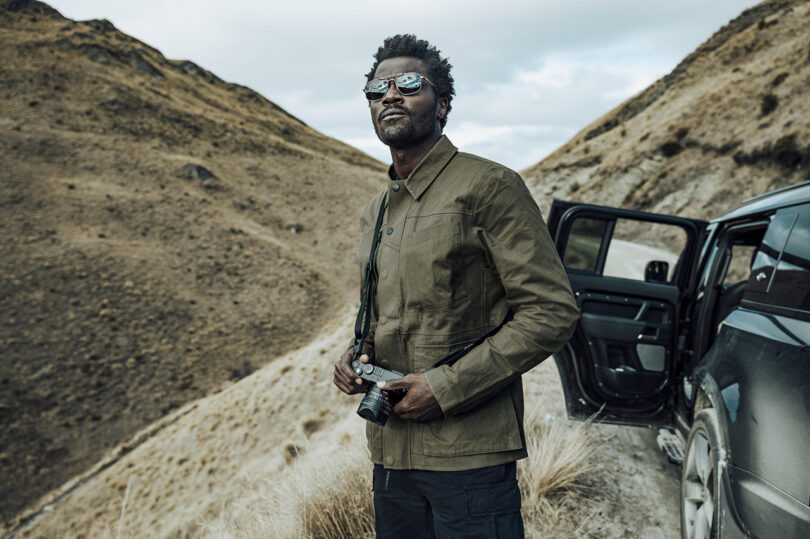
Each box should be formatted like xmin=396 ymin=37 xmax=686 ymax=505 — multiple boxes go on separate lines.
xmin=379 ymin=106 xmax=410 ymax=122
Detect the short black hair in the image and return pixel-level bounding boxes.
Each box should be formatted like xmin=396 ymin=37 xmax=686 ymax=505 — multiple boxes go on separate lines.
xmin=366 ymin=34 xmax=455 ymax=129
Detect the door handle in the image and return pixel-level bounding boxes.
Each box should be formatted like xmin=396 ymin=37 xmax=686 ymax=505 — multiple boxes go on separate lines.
xmin=637 ymin=327 xmax=660 ymax=343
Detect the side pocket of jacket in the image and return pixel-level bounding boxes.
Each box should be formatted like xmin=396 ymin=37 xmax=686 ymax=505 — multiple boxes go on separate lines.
xmin=420 ymin=384 xmax=523 ymax=457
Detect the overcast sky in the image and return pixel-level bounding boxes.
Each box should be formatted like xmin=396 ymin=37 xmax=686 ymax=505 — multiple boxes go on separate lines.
xmin=47 ymin=0 xmax=755 ymax=170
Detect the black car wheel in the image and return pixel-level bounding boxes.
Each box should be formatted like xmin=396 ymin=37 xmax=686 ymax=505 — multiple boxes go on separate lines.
xmin=681 ymin=409 xmax=723 ymax=539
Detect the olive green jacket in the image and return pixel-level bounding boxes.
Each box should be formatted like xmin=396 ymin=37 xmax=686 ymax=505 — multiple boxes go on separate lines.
xmin=357 ymin=136 xmax=579 ymax=471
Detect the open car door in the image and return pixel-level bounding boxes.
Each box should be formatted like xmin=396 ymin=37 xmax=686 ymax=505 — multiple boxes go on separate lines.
xmin=547 ymin=200 xmax=708 ymax=427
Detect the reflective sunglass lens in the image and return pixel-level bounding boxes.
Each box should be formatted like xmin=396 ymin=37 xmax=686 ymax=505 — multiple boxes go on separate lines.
xmin=364 ymin=79 xmax=389 ymax=100
xmin=395 ymin=73 xmax=421 ymax=94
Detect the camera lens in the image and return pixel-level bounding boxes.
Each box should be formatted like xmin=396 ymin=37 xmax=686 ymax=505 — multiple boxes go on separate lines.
xmin=357 ymin=386 xmax=394 ymax=426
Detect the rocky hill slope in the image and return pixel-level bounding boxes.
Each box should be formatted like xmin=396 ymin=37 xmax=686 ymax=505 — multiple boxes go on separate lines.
xmin=522 ymin=0 xmax=810 ymax=219
xmin=0 ymin=0 xmax=383 ymax=523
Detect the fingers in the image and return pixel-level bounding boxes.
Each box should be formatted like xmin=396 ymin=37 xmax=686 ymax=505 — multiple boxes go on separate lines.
xmin=386 ymin=373 xmax=443 ymax=422
xmin=376 ymin=372 xmax=410 ymax=391
xmin=332 ymin=349 xmax=369 ymax=395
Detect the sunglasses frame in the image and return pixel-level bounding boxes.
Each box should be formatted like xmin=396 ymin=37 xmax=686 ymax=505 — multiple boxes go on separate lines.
xmin=363 ymin=72 xmax=436 ymax=102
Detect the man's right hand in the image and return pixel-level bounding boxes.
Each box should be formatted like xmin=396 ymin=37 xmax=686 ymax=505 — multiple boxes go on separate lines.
xmin=333 ymin=349 xmax=371 ymax=395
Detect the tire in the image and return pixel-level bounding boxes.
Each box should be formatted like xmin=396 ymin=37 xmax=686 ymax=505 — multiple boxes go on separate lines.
xmin=681 ymin=409 xmax=724 ymax=539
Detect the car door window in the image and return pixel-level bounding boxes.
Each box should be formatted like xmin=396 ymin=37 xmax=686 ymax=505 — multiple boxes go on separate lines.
xmin=603 ymin=219 xmax=686 ymax=282
xmin=561 ymin=215 xmax=687 ymax=282
xmin=562 ymin=218 xmax=610 ymax=272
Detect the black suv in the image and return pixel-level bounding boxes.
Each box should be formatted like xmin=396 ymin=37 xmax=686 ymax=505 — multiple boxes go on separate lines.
xmin=547 ymin=182 xmax=810 ymax=539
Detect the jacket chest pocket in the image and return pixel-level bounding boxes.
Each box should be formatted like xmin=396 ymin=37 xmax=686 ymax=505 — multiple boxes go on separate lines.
xmin=401 ymin=214 xmax=466 ymax=310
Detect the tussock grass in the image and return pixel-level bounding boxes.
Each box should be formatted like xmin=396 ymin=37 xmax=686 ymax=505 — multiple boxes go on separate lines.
xmin=519 ymin=415 xmax=596 ymax=499
xmin=213 ymin=402 xmax=600 ymax=538
xmin=518 ymin=404 xmax=603 ymax=537
xmin=209 ymin=435 xmax=374 ymax=539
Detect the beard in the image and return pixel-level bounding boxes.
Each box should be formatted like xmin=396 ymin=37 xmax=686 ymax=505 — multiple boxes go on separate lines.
xmin=375 ymin=107 xmax=435 ymax=149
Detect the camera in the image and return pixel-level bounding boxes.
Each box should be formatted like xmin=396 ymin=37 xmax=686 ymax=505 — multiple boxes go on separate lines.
xmin=352 ymin=359 xmax=404 ymax=426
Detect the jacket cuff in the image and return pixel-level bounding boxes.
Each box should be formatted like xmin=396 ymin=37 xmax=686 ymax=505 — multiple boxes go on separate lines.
xmin=424 ymin=366 xmax=457 ymax=416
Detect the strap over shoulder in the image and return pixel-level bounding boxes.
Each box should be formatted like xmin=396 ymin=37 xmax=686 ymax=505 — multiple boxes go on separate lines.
xmin=353 ymin=194 xmax=387 ymax=357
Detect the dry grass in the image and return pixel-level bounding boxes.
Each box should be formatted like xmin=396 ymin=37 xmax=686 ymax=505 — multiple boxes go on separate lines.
xmin=519 ymin=410 xmax=596 ymax=500
xmin=207 ymin=435 xmax=375 ymax=539
xmin=209 ymin=399 xmax=599 ymax=538
xmin=519 ymin=405 xmax=603 ymax=537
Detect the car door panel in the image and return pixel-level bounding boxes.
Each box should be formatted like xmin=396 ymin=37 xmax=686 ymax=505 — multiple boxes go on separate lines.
xmin=548 ymin=200 xmax=707 ymax=426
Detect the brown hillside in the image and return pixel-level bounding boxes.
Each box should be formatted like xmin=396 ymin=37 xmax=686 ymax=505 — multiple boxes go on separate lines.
xmin=0 ymin=0 xmax=383 ymax=523
xmin=522 ymin=0 xmax=810 ymax=219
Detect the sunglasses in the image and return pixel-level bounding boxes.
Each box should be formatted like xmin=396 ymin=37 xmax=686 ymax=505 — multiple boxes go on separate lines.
xmin=363 ymin=72 xmax=436 ymax=101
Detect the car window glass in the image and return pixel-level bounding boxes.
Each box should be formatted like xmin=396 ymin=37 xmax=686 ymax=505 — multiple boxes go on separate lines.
xmin=562 ymin=217 xmax=609 ymax=272
xmin=722 ymin=244 xmax=758 ymax=284
xmin=746 ymin=212 xmax=796 ymax=294
xmin=704 ymin=224 xmax=767 ymax=337
xmin=768 ymin=205 xmax=810 ymax=312
xmin=602 ymin=219 xmax=686 ymax=282
xmin=562 ymin=216 xmax=687 ymax=282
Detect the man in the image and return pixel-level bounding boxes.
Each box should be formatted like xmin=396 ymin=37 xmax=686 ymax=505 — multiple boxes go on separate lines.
xmin=333 ymin=34 xmax=579 ymax=538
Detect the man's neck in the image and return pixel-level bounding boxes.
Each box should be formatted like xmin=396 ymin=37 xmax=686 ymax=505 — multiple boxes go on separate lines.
xmin=389 ymin=133 xmax=442 ymax=181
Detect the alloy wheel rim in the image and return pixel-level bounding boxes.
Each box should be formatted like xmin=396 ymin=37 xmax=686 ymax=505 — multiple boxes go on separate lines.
xmin=683 ymin=431 xmax=714 ymax=539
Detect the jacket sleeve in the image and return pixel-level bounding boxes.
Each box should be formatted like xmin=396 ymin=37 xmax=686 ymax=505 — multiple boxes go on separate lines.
xmin=423 ymin=168 xmax=579 ymax=416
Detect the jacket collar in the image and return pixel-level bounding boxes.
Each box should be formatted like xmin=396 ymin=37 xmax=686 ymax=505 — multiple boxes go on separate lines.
xmin=386 ymin=135 xmax=458 ymax=200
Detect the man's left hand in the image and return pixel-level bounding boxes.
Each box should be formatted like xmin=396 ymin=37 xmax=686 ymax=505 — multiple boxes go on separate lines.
xmin=378 ymin=373 xmax=443 ymax=422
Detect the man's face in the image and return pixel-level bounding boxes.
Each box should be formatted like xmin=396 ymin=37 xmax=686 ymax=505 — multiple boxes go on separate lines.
xmin=369 ymin=57 xmax=447 ymax=149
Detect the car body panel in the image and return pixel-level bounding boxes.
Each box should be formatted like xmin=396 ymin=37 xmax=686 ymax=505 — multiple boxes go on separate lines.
xmin=729 ymin=465 xmax=810 ymax=538
xmin=696 ymin=308 xmax=810 ymax=506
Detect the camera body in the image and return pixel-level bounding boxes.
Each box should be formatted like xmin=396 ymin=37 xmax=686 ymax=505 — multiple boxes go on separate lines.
xmin=352 ymin=359 xmax=404 ymax=426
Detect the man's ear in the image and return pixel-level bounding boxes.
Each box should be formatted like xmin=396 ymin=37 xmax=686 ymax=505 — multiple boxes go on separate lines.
xmin=437 ymin=97 xmax=449 ymax=120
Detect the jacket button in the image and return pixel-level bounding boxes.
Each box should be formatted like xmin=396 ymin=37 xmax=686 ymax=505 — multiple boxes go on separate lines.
xmin=386 ymin=227 xmax=393 ymax=235
xmin=392 ymin=183 xmax=400 ymax=192
xmin=385 ymin=456 xmax=393 ymax=465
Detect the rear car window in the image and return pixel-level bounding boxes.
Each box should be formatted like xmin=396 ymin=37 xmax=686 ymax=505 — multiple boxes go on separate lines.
xmin=768 ymin=206 xmax=810 ymax=312
xmin=745 ymin=203 xmax=810 ymax=314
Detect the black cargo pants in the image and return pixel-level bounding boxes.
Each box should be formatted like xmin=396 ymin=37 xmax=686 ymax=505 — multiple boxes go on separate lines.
xmin=372 ymin=462 xmax=525 ymax=539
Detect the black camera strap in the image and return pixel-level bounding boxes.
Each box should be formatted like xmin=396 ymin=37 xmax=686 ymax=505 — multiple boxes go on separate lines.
xmin=353 ymin=194 xmax=387 ymax=358
xmin=431 ymin=310 xmax=513 ymax=369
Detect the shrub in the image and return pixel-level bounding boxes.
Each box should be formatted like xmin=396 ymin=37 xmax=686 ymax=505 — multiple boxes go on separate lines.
xmin=770 ymin=73 xmax=788 ymax=87
xmin=772 ymin=134 xmax=802 ymax=168
xmin=660 ymin=142 xmax=683 ymax=158
xmin=760 ymin=92 xmax=779 ymax=115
